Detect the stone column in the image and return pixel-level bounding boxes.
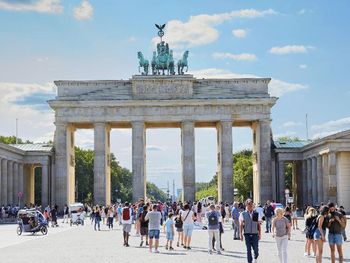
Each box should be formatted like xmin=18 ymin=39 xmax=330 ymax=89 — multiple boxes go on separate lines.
xmin=181 ymin=121 xmax=195 ymax=203
xmin=307 ymin=158 xmax=312 ymax=204
xmin=337 ymin=152 xmax=350 ymax=210
xmin=24 ymin=165 xmax=35 ymax=205
xmin=54 ymin=122 xmax=75 ymax=209
xmin=13 ymin=162 xmax=19 ymax=205
xmin=278 ymin=160 xmax=285 ymax=204
xmin=94 ymin=122 xmax=111 ymax=205
xmin=7 ymin=160 xmax=13 ymax=204
xmin=216 ymin=120 xmax=233 ymax=203
xmin=1 ymin=159 xmax=8 ymax=205
xmin=294 ymin=161 xmax=303 ymax=208
xmin=252 ymin=120 xmax=272 ymax=204
xmin=322 ymin=154 xmax=329 ymax=202
xmin=41 ymin=164 xmax=49 ymax=207
xmin=132 ymin=121 xmax=146 ymax=202
xmin=311 ymin=157 xmax=317 ymax=205
xmin=18 ymin=163 xmax=24 ymax=206
xmin=328 ymin=152 xmax=337 ymax=203
xmin=316 ymin=155 xmax=323 ymax=204
xmin=0 ymin=158 xmax=2 ymax=205
xmin=302 ymin=160 xmax=307 ymax=206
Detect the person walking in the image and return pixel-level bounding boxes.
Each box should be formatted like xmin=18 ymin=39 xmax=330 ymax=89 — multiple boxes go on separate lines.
xmin=175 ymin=208 xmax=184 ymax=247
xmin=145 ymin=204 xmax=162 ymax=253
xmin=232 ymin=202 xmax=240 ymax=240
xmin=139 ymin=205 xmax=149 ymax=247
xmin=121 ymin=202 xmax=133 ymax=247
xmin=304 ymin=207 xmax=317 ymax=257
xmin=264 ymin=201 xmax=274 ymax=233
xmin=314 ymin=205 xmax=329 ymax=263
xmin=206 ymin=204 xmax=221 ymax=254
xmin=338 ymin=206 xmax=347 ymax=242
xmin=62 ymin=204 xmax=69 ymax=224
xmin=240 ymin=199 xmax=261 ymax=263
xmin=164 ymin=213 xmax=175 ymax=250
xmin=181 ymin=203 xmax=195 ymax=250
xmin=107 ymin=206 xmax=114 ymax=230
xmin=94 ymin=206 xmax=101 ymax=231
xmin=327 ymin=202 xmax=346 ymax=263
xmin=117 ymin=204 xmax=122 ymax=225
xmin=272 ymin=208 xmax=291 ymax=263
xmin=291 ymin=204 xmax=299 ymax=230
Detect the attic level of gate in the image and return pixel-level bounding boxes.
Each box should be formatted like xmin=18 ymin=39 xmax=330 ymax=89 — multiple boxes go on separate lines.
xmin=52 ymin=75 xmax=273 ymax=102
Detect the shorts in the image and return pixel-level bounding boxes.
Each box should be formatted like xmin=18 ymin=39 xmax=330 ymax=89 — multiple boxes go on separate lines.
xmin=122 ymin=224 xmax=131 ymax=233
xmin=183 ymin=224 xmax=194 ymax=237
xmin=328 ymin=233 xmax=343 ymax=245
xmin=166 ymin=232 xmax=174 ymax=241
xmin=140 ymin=227 xmax=148 ymax=236
xmin=314 ymin=229 xmax=322 ymax=240
xmin=149 ymin=229 xmax=160 ymax=240
xmin=176 ymin=228 xmax=183 ymax=232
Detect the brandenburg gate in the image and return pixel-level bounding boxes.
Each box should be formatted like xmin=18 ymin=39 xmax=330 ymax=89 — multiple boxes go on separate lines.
xmin=48 ymin=75 xmax=277 ymax=207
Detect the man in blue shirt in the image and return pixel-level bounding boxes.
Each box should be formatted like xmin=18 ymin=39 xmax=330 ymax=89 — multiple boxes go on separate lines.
xmin=206 ymin=204 xmax=221 ymax=254
xmin=231 ymin=202 xmax=240 ymax=240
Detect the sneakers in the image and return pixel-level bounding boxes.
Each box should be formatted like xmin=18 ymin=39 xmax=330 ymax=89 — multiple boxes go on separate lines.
xmin=304 ymin=252 xmax=309 ymax=257
xmin=154 ymin=249 xmax=160 ymax=253
xmin=140 ymin=241 xmax=143 ymax=247
xmin=217 ymin=251 xmax=222 ymax=255
xmin=169 ymin=247 xmax=174 ymax=251
xmin=208 ymin=250 xmax=212 ymax=254
xmin=165 ymin=245 xmax=168 ymax=250
xmin=310 ymin=252 xmax=315 ymax=257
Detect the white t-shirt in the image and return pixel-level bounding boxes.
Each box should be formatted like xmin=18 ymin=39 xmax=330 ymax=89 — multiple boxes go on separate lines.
xmin=181 ymin=210 xmax=194 ymax=225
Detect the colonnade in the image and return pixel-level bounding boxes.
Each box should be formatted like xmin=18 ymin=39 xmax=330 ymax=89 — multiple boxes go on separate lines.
xmin=54 ymin=119 xmax=272 ymax=208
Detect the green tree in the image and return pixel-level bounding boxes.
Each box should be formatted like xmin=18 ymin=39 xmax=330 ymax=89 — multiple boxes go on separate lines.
xmin=233 ymin=149 xmax=253 ymax=201
xmin=0 ymin=135 xmax=33 ymax=144
xmin=146 ymin=182 xmax=167 ymax=202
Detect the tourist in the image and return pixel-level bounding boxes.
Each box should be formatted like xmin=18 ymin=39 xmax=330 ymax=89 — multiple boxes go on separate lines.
xmin=90 ymin=206 xmax=96 ymax=225
xmin=232 ymin=202 xmax=240 ymax=240
xmin=107 ymin=206 xmax=114 ymax=230
xmin=101 ymin=206 xmax=106 ymax=225
xmin=213 ymin=204 xmax=224 ymax=251
xmin=338 ymin=206 xmax=347 ymax=241
xmin=164 ymin=213 xmax=175 ymax=250
xmin=117 ymin=204 xmax=122 ymax=225
xmin=196 ymin=202 xmax=203 ymax=223
xmin=174 ymin=208 xmax=184 ymax=247
xmin=224 ymin=203 xmax=230 ymax=223
xmin=206 ymin=204 xmax=221 ymax=254
xmin=94 ymin=206 xmax=101 ymax=231
xmin=264 ymin=201 xmax=274 ymax=233
xmin=291 ymin=204 xmax=299 ymax=230
xmin=304 ymin=207 xmax=317 ymax=257
xmin=121 ymin=202 xmax=133 ymax=247
xmin=181 ymin=203 xmax=195 ymax=249
xmin=327 ymin=202 xmax=346 ymax=263
xmin=139 ymin=205 xmax=149 ymax=247
xmin=62 ymin=204 xmax=69 ymax=224
xmin=284 ymin=206 xmax=292 ymax=223
xmin=272 ymin=208 xmax=291 ymax=263
xmin=314 ymin=205 xmax=329 ymax=263
xmin=240 ymin=199 xmax=261 ymax=263
xmin=50 ymin=205 xmax=58 ymax=227
xmin=145 ymin=204 xmax=162 ymax=253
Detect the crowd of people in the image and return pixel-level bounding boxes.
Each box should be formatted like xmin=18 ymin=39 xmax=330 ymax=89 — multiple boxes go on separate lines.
xmin=2 ymin=199 xmax=348 ymax=263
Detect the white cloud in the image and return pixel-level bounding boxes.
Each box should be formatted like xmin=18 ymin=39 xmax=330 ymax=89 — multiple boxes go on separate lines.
xmin=152 ymin=9 xmax=277 ymax=48
xmin=273 ymin=131 xmax=297 ymax=139
xmin=232 ymin=29 xmax=247 ymax=38
xmin=269 ymin=45 xmax=314 ymax=55
xmin=73 ymin=0 xmax=93 ymax=21
xmin=0 ymin=82 xmax=56 ymax=143
xmin=36 ymin=57 xmax=49 ymax=63
xmin=212 ymin=52 xmax=256 ymax=61
xmin=298 ymin=9 xmax=306 ymax=15
xmin=147 ymin=145 xmax=164 ymax=151
xmin=282 ymin=121 xmax=303 ymax=128
xmin=190 ymin=68 xmax=308 ymax=97
xmin=0 ymin=0 xmax=63 ymax=13
xmin=299 ymin=64 xmax=307 ymax=69
xmin=311 ymin=117 xmax=350 ymax=139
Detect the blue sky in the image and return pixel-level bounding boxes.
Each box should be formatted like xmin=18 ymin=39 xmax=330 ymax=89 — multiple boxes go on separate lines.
xmin=0 ymin=0 xmax=349 ymax=189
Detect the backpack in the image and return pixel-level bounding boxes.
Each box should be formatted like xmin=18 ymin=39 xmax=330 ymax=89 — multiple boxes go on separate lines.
xmin=308 ymin=217 xmax=318 ymax=237
xmin=208 ymin=211 xmax=218 ymax=226
xmin=174 ymin=215 xmax=183 ymax=228
xmin=122 ymin=208 xmax=130 ymax=221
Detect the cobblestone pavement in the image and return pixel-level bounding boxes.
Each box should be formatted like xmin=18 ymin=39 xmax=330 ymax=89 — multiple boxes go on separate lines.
xmin=0 ymin=219 xmax=349 ymax=263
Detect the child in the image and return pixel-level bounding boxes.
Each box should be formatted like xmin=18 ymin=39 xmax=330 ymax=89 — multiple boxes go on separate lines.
xmin=164 ymin=213 xmax=175 ymax=250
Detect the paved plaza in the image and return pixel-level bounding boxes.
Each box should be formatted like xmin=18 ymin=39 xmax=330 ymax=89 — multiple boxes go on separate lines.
xmin=0 ymin=219 xmax=349 ymax=263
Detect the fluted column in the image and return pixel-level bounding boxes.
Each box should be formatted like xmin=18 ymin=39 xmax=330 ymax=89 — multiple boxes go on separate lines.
xmin=316 ymin=155 xmax=323 ymax=204
xmin=132 ymin=121 xmax=146 ymax=202
xmin=18 ymin=163 xmax=24 ymax=206
xmin=322 ymin=154 xmax=329 ymax=202
xmin=41 ymin=164 xmax=49 ymax=207
xmin=302 ymin=160 xmax=307 ymax=205
xmin=216 ymin=120 xmax=233 ymax=203
xmin=13 ymin=162 xmax=19 ymax=205
xmin=7 ymin=160 xmax=13 ymax=204
xmin=94 ymin=122 xmax=111 ymax=205
xmin=1 ymin=159 xmax=8 ymax=205
xmin=181 ymin=121 xmax=195 ymax=203
xmin=328 ymin=152 xmax=337 ymax=203
xmin=311 ymin=157 xmax=317 ymax=205
xmin=54 ymin=122 xmax=75 ymax=209
xmin=252 ymin=120 xmax=272 ymax=204
xmin=307 ymin=158 xmax=312 ymax=204
xmin=278 ymin=160 xmax=285 ymax=203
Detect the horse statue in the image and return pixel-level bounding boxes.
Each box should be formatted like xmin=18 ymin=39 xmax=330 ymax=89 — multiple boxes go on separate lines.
xmin=167 ymin=50 xmax=175 ymax=75
xmin=151 ymin=51 xmax=158 ymax=75
xmin=177 ymin=51 xmax=189 ymax=75
xmin=137 ymin=51 xmax=149 ymax=75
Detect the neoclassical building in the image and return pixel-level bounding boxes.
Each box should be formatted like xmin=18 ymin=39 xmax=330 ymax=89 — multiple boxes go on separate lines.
xmin=0 ymin=75 xmax=349 ymax=211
